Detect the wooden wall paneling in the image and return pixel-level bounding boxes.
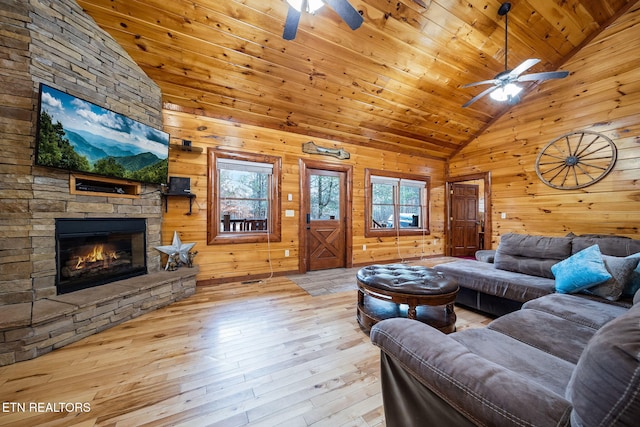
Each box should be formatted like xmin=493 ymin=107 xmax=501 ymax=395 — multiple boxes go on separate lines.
xmin=449 ymin=5 xmax=640 ymax=245
xmin=162 ymin=110 xmax=446 ymax=283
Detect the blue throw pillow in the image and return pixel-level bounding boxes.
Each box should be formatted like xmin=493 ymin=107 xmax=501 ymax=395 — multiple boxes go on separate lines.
xmin=624 ymin=252 xmax=640 ymax=297
xmin=552 ymin=245 xmax=612 ymax=294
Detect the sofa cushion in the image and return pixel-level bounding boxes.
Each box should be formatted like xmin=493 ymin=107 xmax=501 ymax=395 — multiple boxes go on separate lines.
xmin=487 ymin=309 xmax=598 ymax=364
xmin=523 ymin=293 xmax=629 ymax=329
xmin=625 ymin=252 xmax=640 ymax=297
xmin=451 ymin=328 xmax=575 ymax=397
xmin=583 ymin=254 xmax=638 ymax=301
xmin=566 ymin=304 xmax=640 ymax=426
xmin=551 ymin=245 xmax=611 ymax=294
xmin=434 ymin=260 xmax=556 ymax=303
xmin=494 ymin=233 xmax=572 ymax=279
xmin=572 ymin=235 xmax=640 ymax=257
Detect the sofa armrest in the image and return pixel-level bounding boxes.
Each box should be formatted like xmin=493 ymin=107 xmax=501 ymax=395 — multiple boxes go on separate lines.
xmin=370 ymin=318 xmax=572 ymax=426
xmin=475 ymin=249 xmax=496 ymax=263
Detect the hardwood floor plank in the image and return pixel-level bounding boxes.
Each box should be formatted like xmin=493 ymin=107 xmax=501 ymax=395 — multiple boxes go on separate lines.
xmin=0 ymin=270 xmax=491 ymax=426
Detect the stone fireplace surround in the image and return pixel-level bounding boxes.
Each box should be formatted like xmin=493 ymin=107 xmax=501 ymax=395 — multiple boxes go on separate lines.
xmin=0 ymin=0 xmax=196 ymax=366
xmin=0 ymin=170 xmax=198 ymax=367
xmin=2 ymin=265 xmax=197 ymax=365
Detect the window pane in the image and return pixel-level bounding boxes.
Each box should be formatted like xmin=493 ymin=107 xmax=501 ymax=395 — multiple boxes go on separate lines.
xmin=372 ymin=182 xmax=394 ymax=204
xmin=209 ymin=150 xmax=281 ymax=244
xmin=366 ymin=170 xmax=430 ymax=236
xmin=399 ymin=185 xmax=421 ymax=228
xmin=219 ymin=170 xmax=268 ymax=200
xmin=219 ymin=169 xmax=269 ymax=232
xmin=372 ymin=182 xmax=395 ymax=228
xmin=310 ymin=174 xmax=340 ymax=220
xmin=400 ymin=185 xmax=420 ymax=205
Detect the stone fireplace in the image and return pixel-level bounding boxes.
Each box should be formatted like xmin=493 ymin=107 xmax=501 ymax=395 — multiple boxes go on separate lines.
xmin=0 ymin=0 xmax=196 ymax=366
xmin=55 ymin=218 xmax=148 ymax=294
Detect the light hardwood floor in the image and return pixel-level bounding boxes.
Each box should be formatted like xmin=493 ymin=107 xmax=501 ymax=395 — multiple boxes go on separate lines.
xmin=0 ymin=272 xmax=491 ymax=427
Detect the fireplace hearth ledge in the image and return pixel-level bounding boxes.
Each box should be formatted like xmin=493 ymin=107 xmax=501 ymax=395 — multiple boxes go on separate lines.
xmin=0 ymin=268 xmax=198 ymax=366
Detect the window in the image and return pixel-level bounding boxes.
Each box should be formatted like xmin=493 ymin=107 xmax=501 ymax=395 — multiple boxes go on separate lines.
xmin=365 ymin=169 xmax=430 ymax=237
xmin=208 ymin=150 xmax=281 ymax=244
xmin=309 ymin=172 xmax=340 ymax=220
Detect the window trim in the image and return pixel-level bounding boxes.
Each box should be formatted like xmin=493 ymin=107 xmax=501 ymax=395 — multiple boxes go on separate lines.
xmin=207 ymin=149 xmax=281 ymax=245
xmin=365 ymin=168 xmax=430 ymax=238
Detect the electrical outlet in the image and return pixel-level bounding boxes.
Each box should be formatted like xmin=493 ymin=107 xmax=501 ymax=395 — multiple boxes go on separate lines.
xmin=284 ymin=249 xmax=290 ymax=257
xmin=501 ymin=212 xmax=507 ymax=219
xmin=362 ymin=244 xmax=366 ymax=251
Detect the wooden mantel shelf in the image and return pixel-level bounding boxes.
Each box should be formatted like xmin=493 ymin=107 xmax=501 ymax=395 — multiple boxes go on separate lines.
xmin=70 ymin=173 xmax=142 ymax=198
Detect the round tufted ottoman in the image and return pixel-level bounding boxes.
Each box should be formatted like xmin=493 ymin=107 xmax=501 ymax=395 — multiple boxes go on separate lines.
xmin=356 ymin=264 xmax=459 ymax=333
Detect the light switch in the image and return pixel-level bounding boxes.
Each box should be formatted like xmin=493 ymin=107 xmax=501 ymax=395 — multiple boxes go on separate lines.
xmin=285 ymin=210 xmax=295 ymax=217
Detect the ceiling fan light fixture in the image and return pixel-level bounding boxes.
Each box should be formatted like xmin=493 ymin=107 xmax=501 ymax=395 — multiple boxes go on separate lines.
xmin=461 ymin=2 xmax=568 ymax=107
xmin=287 ymin=0 xmax=324 ymax=13
xmin=489 ymin=83 xmax=522 ymax=102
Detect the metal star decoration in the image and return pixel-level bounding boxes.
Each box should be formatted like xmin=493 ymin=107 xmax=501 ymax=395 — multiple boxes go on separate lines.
xmin=155 ymin=231 xmax=196 ymax=268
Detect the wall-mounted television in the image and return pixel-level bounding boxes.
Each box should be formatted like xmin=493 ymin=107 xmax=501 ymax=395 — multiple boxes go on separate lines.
xmin=35 ymin=83 xmax=169 ymax=185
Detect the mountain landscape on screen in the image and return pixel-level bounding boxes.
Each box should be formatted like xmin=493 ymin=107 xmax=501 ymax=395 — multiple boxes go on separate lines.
xmin=36 ymin=84 xmax=169 ymax=184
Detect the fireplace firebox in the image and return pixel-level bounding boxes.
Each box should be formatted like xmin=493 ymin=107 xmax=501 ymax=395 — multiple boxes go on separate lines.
xmin=55 ymin=218 xmax=147 ymax=294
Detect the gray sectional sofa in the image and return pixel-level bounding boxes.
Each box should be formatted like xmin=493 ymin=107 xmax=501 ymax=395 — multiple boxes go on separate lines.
xmin=370 ymin=291 xmax=640 ymax=426
xmin=369 ymin=233 xmax=640 ymax=426
xmin=434 ymin=233 xmax=640 ymax=316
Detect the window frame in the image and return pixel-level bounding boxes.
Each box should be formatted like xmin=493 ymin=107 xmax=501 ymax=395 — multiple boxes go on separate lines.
xmin=364 ymin=168 xmax=431 ymax=238
xmin=207 ymin=149 xmax=281 ymax=245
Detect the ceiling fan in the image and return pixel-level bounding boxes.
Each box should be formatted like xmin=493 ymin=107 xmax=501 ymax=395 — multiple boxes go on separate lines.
xmin=462 ymin=2 xmax=569 ymax=108
xmin=283 ymin=0 xmax=364 ymax=40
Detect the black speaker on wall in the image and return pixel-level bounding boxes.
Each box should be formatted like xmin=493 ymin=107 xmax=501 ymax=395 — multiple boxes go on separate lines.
xmin=168 ymin=177 xmax=191 ymax=195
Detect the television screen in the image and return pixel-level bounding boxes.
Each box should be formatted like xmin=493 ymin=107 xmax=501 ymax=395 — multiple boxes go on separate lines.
xmin=35 ymin=83 xmax=169 ymax=185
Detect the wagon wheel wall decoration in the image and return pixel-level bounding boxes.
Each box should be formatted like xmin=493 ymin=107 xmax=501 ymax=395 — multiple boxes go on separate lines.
xmin=535 ymin=131 xmax=617 ymax=190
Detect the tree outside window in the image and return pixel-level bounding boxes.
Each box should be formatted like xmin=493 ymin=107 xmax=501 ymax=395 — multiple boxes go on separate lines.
xmin=208 ymin=150 xmax=281 ymax=244
xmin=309 ymin=174 xmax=340 ymax=220
xmin=219 ymin=169 xmax=269 ymax=229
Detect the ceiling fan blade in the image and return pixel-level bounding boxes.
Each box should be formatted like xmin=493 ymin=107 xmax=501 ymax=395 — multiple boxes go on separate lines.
xmin=517 ymin=70 xmax=570 ymax=82
xmin=323 ymin=0 xmax=364 ymax=30
xmin=411 ymin=0 xmax=428 ymax=7
xmin=462 ymin=78 xmax=500 ymax=88
xmin=283 ymin=5 xmax=301 ymax=40
xmin=462 ymin=86 xmax=499 ymax=108
xmin=508 ymin=58 xmax=541 ymax=78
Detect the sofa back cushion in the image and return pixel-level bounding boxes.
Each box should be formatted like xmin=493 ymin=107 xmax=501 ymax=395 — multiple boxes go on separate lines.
xmin=494 ymin=233 xmax=573 ymax=279
xmin=566 ymin=303 xmax=640 ymax=426
xmin=572 ymin=235 xmax=640 ymax=257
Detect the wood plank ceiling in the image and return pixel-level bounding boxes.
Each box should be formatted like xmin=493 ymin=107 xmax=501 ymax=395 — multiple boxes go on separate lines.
xmin=76 ymin=0 xmax=636 ymax=160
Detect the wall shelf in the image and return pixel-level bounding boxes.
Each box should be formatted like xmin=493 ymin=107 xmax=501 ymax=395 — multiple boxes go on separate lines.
xmin=162 ymin=192 xmax=196 ymax=214
xmin=70 ymin=174 xmax=141 ymax=198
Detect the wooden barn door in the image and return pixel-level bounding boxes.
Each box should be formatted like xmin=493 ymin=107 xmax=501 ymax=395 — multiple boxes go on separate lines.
xmin=305 ymin=168 xmax=346 ymax=270
xmin=299 ymin=160 xmax=353 ymax=273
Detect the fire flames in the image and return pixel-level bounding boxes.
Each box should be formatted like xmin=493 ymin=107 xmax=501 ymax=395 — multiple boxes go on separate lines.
xmin=75 ymin=244 xmax=118 ymax=270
